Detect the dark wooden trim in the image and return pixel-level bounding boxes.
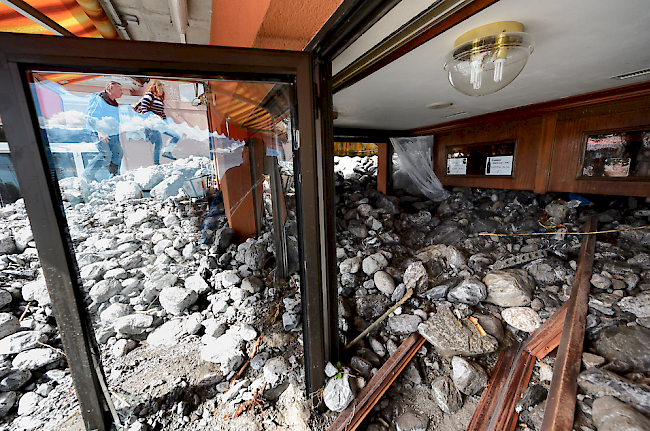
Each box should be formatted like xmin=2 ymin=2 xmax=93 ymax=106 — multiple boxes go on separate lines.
xmin=413 ymin=81 xmax=650 ymax=136
xmin=333 ymin=0 xmax=501 ymax=93
xmin=533 ymin=113 xmax=558 ymax=194
xmin=488 ymin=349 xmax=535 ymax=431
xmin=541 ymin=217 xmax=597 ymax=431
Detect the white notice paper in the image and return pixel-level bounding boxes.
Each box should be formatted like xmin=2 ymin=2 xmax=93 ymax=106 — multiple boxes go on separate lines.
xmin=447 ymin=158 xmax=467 ymax=175
xmin=485 ymin=156 xmax=513 ymax=175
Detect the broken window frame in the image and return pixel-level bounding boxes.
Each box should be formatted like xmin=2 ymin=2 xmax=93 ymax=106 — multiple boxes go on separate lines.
xmin=0 ymin=33 xmax=334 ymax=430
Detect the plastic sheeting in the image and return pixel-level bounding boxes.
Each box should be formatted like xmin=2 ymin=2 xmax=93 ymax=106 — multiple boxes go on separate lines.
xmin=390 ymin=135 xmax=449 ymax=201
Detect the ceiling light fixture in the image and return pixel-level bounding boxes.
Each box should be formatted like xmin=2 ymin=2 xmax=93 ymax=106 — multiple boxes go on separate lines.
xmin=444 ymin=21 xmax=534 ymax=97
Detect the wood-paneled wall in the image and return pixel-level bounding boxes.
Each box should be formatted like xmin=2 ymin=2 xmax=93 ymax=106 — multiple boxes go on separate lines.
xmin=413 ymin=82 xmax=650 ymax=197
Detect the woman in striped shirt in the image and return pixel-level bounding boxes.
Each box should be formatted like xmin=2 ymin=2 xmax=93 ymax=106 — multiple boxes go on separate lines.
xmin=139 ymin=80 xmax=180 ymax=164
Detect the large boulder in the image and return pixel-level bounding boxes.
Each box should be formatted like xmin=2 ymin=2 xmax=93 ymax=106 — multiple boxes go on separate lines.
xmin=483 ymin=269 xmax=535 ymax=307
xmin=594 ymin=325 xmax=650 ymax=372
xmin=418 ymin=306 xmax=498 ymax=358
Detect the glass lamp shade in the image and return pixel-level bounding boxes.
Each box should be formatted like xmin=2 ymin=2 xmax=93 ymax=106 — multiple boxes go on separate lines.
xmin=444 ymin=31 xmax=534 ymax=97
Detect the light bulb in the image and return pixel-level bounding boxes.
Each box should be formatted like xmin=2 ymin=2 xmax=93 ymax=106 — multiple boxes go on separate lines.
xmin=470 ymin=51 xmax=483 ymax=90
xmin=494 ymin=58 xmax=505 ymax=82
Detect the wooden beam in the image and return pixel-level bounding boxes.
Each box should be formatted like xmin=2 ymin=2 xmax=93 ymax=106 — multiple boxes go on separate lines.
xmin=541 ymin=217 xmax=597 ymax=431
xmin=327 ymin=333 xmax=426 ymax=431
xmin=523 ymin=301 xmax=568 ymax=360
xmin=0 ymin=0 xmax=76 ymax=36
xmin=466 ymin=342 xmax=519 ymax=431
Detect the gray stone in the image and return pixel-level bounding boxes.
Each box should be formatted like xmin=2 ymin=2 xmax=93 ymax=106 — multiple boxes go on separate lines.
xmin=17 ymin=391 xmax=42 ymax=416
xmin=362 ymin=253 xmax=388 ymax=275
xmin=348 ymin=222 xmax=369 ymax=239
xmin=282 ymin=312 xmax=301 ymax=331
xmin=214 ymin=227 xmax=235 ymax=250
xmin=431 ymin=376 xmax=462 ymax=414
xmin=591 ymin=273 xmax=613 ymax=289
xmin=239 ymin=323 xmax=257 ymax=341
xmin=577 ymin=368 xmax=650 ymax=415
xmin=373 ymin=271 xmax=395 ymax=295
xmin=0 ymin=391 xmax=17 ymax=417
xmin=112 ymin=339 xmax=137 ymax=357
xmin=12 ymin=348 xmax=61 ymax=370
xmin=356 ymin=295 xmax=391 ymax=320
xmin=351 ymin=356 xmax=372 ymax=378
xmin=447 ymin=277 xmax=486 ymax=305
xmin=396 ymin=411 xmax=429 ymax=431
xmin=418 ymin=306 xmax=498 ymax=358
xmin=147 ymin=320 xmax=186 ymax=347
xmin=387 ymin=314 xmax=422 ymax=335
xmin=618 ymin=293 xmax=650 ymax=318
xmin=0 ymin=331 xmax=47 ymax=355
xmin=89 ymin=279 xmax=122 ymax=303
xmin=451 ymin=356 xmax=488 ymax=395
xmin=244 ymin=244 xmax=267 ymax=271
xmin=594 ymin=325 xmax=650 ymax=372
xmin=340 ymin=256 xmax=362 ymax=274
xmin=483 ymin=269 xmax=535 ymax=307
xmin=583 ymin=352 xmax=606 ymax=369
xmin=0 ymin=370 xmax=31 ymax=391
xmin=21 ymin=277 xmax=51 ymax=306
xmin=592 ymin=396 xmax=650 ymax=431
xmin=0 ymin=313 xmax=20 ymax=340
xmin=264 ymin=357 xmax=289 ymax=387
xmin=0 ymin=234 xmax=17 ymax=255
xmin=159 ymin=287 xmax=198 ymax=316
xmin=250 ymin=352 xmax=270 ymax=371
xmin=114 ymin=314 xmax=154 ymax=335
xmin=524 ymin=258 xmax=568 ymax=285
xmin=185 ymin=275 xmax=211 ymax=294
xmin=241 ymin=276 xmax=264 ymax=293
xmin=0 ymin=290 xmax=11 ymax=309
xmin=403 ymin=261 xmax=428 ymax=292
xmin=391 ymin=283 xmax=406 ymax=302
xmin=545 ymin=202 xmax=569 ymax=220
xmin=430 ymin=222 xmax=466 ymax=245
xmin=201 ymin=330 xmax=245 ymax=375
xmin=502 ymin=307 xmax=541 ymax=333
xmin=474 ymin=314 xmax=505 ymax=342
xmin=415 ymin=244 xmax=466 ymax=269
xmin=100 ymin=303 xmax=132 ymax=323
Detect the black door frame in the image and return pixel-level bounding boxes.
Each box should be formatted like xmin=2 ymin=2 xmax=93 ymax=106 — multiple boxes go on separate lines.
xmin=0 ymin=32 xmax=331 ymax=429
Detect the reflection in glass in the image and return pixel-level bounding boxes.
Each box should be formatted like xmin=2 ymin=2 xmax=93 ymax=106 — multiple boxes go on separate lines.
xmin=24 ymin=71 xmax=301 ymax=427
xmin=581 ymin=131 xmax=650 ymax=178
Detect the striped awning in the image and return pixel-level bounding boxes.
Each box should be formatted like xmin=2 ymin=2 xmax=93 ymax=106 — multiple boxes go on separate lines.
xmin=0 ymin=0 xmax=118 ymax=38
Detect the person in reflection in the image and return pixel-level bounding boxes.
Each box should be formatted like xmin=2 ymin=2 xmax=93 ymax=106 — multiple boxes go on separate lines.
xmin=138 ymin=80 xmax=181 ymax=165
xmin=83 ymin=81 xmax=123 ymax=181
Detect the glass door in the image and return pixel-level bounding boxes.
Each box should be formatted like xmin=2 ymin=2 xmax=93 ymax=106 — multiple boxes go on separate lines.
xmin=0 ymin=33 xmax=332 ymax=431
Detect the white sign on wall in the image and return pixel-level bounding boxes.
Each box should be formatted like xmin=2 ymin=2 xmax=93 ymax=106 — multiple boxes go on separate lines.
xmin=485 ymin=156 xmax=513 ymax=175
xmin=447 ymin=158 xmax=467 ymax=175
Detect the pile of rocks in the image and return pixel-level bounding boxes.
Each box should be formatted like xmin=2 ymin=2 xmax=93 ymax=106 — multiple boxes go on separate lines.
xmin=1 ymin=153 xmax=649 ymax=431
xmin=0 ymin=157 xmax=313 ymax=431
xmin=327 ymin=161 xmax=650 ymax=431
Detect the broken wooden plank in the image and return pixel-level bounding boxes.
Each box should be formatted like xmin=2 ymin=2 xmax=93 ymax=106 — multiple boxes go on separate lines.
xmin=541 ymin=216 xmax=597 ymax=431
xmin=327 ymin=333 xmax=426 ymax=431
xmin=466 ymin=342 xmax=520 ymax=431
xmin=487 ymin=349 xmax=535 ymax=431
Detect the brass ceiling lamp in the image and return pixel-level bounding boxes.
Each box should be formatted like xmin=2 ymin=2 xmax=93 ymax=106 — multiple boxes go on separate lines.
xmin=444 ymin=21 xmax=534 ymax=96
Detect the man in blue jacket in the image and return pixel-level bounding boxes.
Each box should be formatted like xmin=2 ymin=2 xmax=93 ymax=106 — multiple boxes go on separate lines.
xmin=83 ymin=81 xmax=123 ymax=181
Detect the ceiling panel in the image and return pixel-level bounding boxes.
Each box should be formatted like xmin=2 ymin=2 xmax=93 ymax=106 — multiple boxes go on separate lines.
xmin=333 ymin=0 xmax=650 ymax=130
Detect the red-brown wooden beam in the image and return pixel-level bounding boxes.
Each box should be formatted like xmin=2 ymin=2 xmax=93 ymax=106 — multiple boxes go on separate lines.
xmin=541 ymin=217 xmax=597 ymax=431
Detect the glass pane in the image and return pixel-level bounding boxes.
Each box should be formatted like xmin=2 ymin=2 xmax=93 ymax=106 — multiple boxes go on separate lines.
xmin=446 ymin=141 xmax=516 ymax=176
xmin=24 ymin=71 xmax=301 ymax=427
xmin=581 ymin=131 xmax=650 ymax=178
